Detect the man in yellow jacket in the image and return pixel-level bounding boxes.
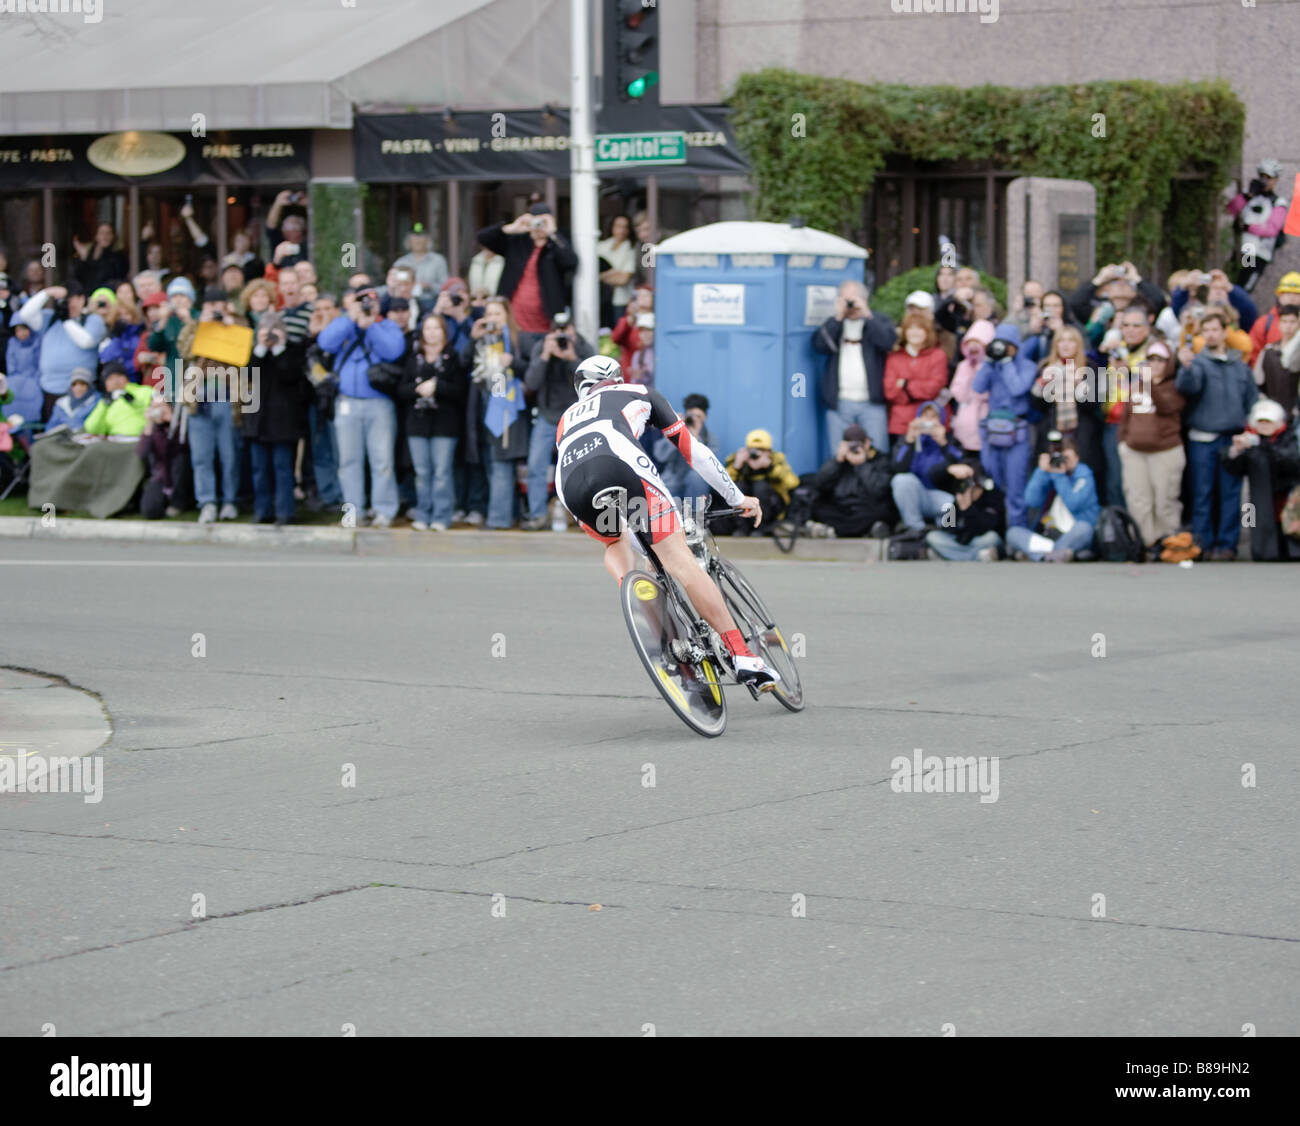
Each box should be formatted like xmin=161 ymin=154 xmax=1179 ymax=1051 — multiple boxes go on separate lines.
xmin=83 ymin=362 xmax=151 ymax=438
xmin=723 ymin=428 xmax=801 ymax=535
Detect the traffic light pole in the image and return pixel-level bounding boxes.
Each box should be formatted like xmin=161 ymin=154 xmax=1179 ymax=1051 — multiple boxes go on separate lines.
xmin=569 ymin=0 xmax=599 ymax=345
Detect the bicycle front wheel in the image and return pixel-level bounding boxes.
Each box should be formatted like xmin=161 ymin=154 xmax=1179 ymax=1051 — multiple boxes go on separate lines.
xmin=620 ymin=569 xmax=727 ymax=738
xmin=715 ymin=558 xmax=805 ymax=712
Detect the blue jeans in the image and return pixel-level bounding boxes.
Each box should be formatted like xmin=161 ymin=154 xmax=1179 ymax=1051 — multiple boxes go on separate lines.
xmin=1103 ymin=421 xmax=1125 ymax=508
xmin=188 ymin=401 xmax=240 ymax=507
xmin=483 ymin=442 xmax=520 ymax=528
xmin=1006 ymin=521 xmax=1095 ymax=560
xmin=409 ymin=435 xmax=457 ymax=526
xmin=828 ymin=401 xmax=889 ymax=457
xmin=250 ymin=440 xmax=295 ymax=522
xmin=925 ymin=529 xmax=1003 ymax=560
xmin=891 ymin=472 xmax=951 ymax=530
xmin=334 ymin=394 xmax=398 ymax=519
xmin=1186 ymin=435 xmax=1241 ymax=550
xmin=308 ymin=404 xmax=342 ymax=504
xmin=980 ymin=435 xmax=1032 ymax=529
xmin=526 ymin=417 xmax=558 ymax=519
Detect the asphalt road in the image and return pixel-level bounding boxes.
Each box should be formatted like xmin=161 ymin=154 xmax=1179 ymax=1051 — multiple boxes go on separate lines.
xmin=1 ymin=539 xmax=1296 ymax=1036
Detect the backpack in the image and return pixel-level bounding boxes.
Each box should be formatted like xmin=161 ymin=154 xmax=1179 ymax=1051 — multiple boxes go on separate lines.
xmin=1093 ymin=506 xmax=1145 ymax=562
xmin=887 ymin=527 xmax=929 ymax=561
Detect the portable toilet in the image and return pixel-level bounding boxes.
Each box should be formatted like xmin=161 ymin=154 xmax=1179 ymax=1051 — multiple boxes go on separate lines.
xmin=652 ymin=221 xmax=868 ymax=475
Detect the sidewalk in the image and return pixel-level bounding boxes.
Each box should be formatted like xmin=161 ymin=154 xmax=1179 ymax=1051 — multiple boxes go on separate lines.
xmin=0 ymin=514 xmax=885 ymax=561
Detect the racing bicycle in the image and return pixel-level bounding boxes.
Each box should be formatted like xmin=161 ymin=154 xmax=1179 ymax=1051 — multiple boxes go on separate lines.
xmin=599 ymin=487 xmax=805 ymax=737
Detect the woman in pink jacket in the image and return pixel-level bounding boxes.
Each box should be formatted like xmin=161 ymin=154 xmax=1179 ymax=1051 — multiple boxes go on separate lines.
xmin=883 ymin=313 xmax=950 ymax=438
xmin=949 ymin=319 xmax=995 ymax=451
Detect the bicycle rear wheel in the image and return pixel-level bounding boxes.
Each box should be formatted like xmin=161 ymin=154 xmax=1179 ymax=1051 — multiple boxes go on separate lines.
xmin=620 ymin=569 xmax=727 ymax=738
xmin=714 ymin=558 xmax=805 ymax=712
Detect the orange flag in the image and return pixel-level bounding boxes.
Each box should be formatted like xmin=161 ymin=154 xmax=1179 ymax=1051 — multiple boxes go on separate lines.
xmin=1285 ymin=174 xmax=1300 ymax=238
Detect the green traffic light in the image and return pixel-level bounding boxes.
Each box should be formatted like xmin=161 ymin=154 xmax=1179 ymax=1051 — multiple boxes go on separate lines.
xmin=626 ymin=71 xmax=659 ymax=98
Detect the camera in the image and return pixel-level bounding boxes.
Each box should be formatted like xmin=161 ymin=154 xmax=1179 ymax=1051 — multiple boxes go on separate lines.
xmin=359 ymin=295 xmax=376 ymax=315
xmin=51 ymin=297 xmax=70 ymax=320
xmin=847 ymin=441 xmax=864 ymax=455
xmin=1046 ymin=429 xmax=1066 ymax=469
xmin=449 ymin=293 xmax=463 ymax=307
xmin=1023 ymin=297 xmax=1038 ymax=308
xmin=552 ymin=310 xmax=572 ymax=330
xmin=986 ymin=338 xmax=1010 ymax=362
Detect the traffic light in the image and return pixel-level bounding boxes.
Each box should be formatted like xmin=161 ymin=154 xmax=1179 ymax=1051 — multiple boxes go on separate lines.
xmin=606 ymin=0 xmax=660 ymax=109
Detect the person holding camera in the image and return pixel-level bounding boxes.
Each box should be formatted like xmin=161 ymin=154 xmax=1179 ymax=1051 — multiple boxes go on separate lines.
xmin=1226 ymin=159 xmax=1289 ymax=294
xmin=521 ymin=310 xmax=593 ymax=530
xmin=1009 ymin=279 xmax=1046 ymax=341
xmin=17 ymin=279 xmax=108 ymax=423
xmin=1254 ymin=305 xmax=1300 ymax=417
xmin=1005 ymin=433 xmax=1100 ymax=562
xmin=800 ymin=424 xmax=897 ymax=539
xmin=1116 ymin=340 xmax=1186 ymax=548
xmin=240 ymin=311 xmax=309 ymax=526
xmin=972 ymin=321 xmax=1038 ymax=529
xmin=924 ymin=458 xmax=1006 ymax=561
xmin=316 ymin=284 xmax=406 ymax=527
xmin=1068 ymin=261 xmax=1168 ymax=337
xmin=1175 ymin=310 xmax=1259 ymax=560
xmin=82 ymin=361 xmax=152 ymax=438
xmin=432 ymin=277 xmax=477 ymax=359
xmin=813 ymin=279 xmax=896 ymax=456
xmin=397 ymin=313 xmax=468 ymax=531
xmin=719 ymin=429 xmax=800 ymax=536
xmin=465 ymin=296 xmax=530 ymax=529
xmin=475 ymin=203 xmax=578 ymax=335
xmin=889 ymin=402 xmax=966 ymax=531
xmin=266 ymin=190 xmax=309 ymax=269
xmin=934 ymin=266 xmax=982 ymax=340
xmin=1222 ymin=398 xmax=1300 ymax=561
xmin=136 ymin=389 xmax=190 ymax=519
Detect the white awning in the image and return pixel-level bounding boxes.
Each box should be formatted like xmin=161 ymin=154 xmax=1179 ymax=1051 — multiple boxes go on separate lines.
xmin=656 ymin=222 xmax=869 ymax=259
xmin=0 ymin=0 xmax=571 ymax=136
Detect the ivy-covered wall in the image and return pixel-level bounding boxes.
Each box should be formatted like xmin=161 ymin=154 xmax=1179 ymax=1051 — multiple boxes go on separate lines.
xmin=728 ymin=70 xmax=1245 ymax=277
xmin=309 ymin=181 xmax=366 ymax=297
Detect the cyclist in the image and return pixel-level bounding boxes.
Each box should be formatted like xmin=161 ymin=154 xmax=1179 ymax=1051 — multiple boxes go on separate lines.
xmin=556 ymin=354 xmax=780 ymax=691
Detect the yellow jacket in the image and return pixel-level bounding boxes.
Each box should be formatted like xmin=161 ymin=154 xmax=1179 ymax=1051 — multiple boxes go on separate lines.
xmin=83 ymin=383 xmax=152 ymax=437
xmin=725 ymin=448 xmax=801 ymax=505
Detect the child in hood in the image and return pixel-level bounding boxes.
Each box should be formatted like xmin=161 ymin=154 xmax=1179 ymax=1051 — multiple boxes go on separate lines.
xmin=949 ymin=319 xmax=994 ymax=451
xmin=4 ymin=310 xmax=42 ymax=433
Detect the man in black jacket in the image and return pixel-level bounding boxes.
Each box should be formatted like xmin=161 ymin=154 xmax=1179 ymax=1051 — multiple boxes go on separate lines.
xmin=924 ymin=456 xmax=1007 ymax=561
xmin=799 ymin=424 xmax=896 ymax=538
xmin=812 ymin=280 xmax=895 ymax=456
xmin=521 ymin=314 xmax=593 ymax=529
xmin=475 ymin=204 xmax=578 ymax=336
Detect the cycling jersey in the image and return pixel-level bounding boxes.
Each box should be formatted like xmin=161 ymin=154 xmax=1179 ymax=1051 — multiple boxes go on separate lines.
xmin=555 ymin=381 xmax=743 ymax=544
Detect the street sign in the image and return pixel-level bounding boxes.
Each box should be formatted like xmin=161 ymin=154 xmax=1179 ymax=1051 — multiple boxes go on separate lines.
xmin=594 ymin=131 xmax=687 ymax=168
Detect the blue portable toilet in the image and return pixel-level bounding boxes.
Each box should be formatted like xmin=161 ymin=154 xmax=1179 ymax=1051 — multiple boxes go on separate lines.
xmin=652 ymin=221 xmax=868 ymax=475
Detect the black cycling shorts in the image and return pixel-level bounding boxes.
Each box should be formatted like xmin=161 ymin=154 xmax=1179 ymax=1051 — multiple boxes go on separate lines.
xmin=557 ymin=451 xmax=680 ymax=546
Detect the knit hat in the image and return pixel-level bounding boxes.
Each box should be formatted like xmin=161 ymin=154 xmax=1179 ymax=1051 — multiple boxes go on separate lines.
xmin=89 ymin=287 xmax=117 ymax=307
xmin=166 ymin=277 xmax=195 ymax=302
xmin=69 ymin=367 xmax=94 ymax=388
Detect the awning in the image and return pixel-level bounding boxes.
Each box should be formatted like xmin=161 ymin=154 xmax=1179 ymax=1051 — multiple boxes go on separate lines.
xmin=355 ymin=105 xmax=749 ymax=182
xmin=0 ymin=0 xmax=570 ymax=136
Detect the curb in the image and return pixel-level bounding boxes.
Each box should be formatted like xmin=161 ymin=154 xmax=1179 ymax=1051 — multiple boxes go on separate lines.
xmin=0 ymin=515 xmax=885 ymax=562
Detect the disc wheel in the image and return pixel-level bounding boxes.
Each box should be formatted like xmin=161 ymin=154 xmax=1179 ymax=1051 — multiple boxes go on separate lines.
xmin=714 ymin=558 xmax=805 ymax=712
xmin=620 ymin=569 xmax=727 ymax=737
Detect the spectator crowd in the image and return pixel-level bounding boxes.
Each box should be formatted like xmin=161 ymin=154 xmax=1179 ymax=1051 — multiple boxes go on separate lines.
xmin=1 ymin=158 xmax=1298 ymax=563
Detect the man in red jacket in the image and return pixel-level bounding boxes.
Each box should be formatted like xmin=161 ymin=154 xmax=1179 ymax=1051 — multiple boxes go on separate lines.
xmin=1247 ymin=272 xmax=1300 ymax=365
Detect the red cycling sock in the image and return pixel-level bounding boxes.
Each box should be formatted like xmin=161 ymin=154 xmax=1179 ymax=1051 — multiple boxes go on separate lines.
xmin=722 ymin=629 xmax=753 ymax=658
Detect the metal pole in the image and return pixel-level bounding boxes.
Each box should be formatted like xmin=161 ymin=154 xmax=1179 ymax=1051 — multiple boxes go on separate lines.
xmin=569 ymin=0 xmax=599 ymax=341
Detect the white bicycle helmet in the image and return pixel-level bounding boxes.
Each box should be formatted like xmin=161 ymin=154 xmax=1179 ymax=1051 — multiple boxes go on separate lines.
xmin=573 ymin=354 xmax=623 ymax=399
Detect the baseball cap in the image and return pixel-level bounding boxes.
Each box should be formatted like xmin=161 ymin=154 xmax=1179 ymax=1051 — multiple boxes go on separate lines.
xmin=1257 ymin=158 xmax=1283 ymax=179
xmin=1146 ymin=340 xmax=1172 ymax=361
xmin=141 ymin=291 xmax=166 ymax=308
xmin=1249 ymin=398 xmax=1287 ymax=426
xmin=745 ymin=429 xmax=773 ymax=451
xmin=905 ymin=290 xmax=934 ymax=311
xmin=843 ymin=424 xmax=869 ymax=444
xmin=1274 ymin=272 xmax=1300 ymax=296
